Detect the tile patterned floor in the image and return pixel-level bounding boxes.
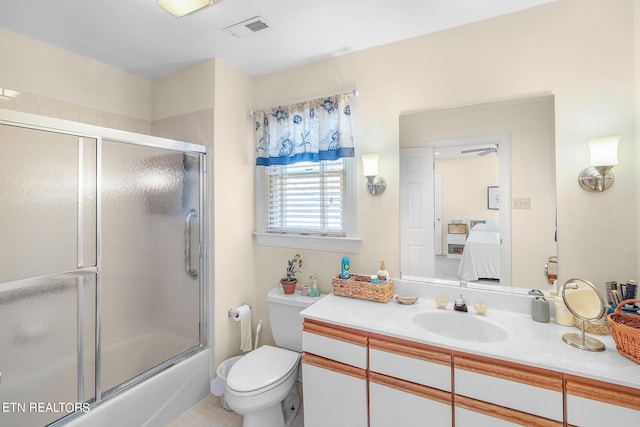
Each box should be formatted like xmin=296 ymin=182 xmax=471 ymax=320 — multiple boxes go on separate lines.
xmin=167 ymin=394 xmax=304 ymax=427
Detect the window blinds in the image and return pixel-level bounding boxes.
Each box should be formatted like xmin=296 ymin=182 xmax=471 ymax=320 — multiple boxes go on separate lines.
xmin=265 ymin=159 xmax=345 ymax=235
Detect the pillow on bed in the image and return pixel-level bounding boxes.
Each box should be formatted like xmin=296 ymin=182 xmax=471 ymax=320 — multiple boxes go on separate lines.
xmin=471 ymin=218 xmax=500 ymax=232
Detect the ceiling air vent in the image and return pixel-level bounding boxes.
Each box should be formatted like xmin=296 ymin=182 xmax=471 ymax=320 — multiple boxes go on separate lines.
xmin=224 ymin=16 xmax=270 ymax=38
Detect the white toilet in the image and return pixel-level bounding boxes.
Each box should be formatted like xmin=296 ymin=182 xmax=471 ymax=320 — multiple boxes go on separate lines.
xmin=224 ymin=287 xmax=321 ymax=427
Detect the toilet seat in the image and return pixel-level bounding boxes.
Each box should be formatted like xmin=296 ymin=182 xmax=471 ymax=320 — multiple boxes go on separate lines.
xmin=227 ymin=345 xmax=300 ymax=396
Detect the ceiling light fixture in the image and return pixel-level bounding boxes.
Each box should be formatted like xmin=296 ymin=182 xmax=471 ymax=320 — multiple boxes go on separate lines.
xmin=157 ymin=0 xmax=218 ymax=17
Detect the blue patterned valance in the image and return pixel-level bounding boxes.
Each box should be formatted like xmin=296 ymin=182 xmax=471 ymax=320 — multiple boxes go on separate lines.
xmin=255 ymin=92 xmax=355 ymax=166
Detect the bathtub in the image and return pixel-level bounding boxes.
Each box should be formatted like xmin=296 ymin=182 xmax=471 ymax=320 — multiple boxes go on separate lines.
xmin=1 ymin=318 xmax=210 ymax=427
xmin=57 ymin=348 xmax=210 ymax=427
xmin=0 ymin=274 xmax=209 ymax=427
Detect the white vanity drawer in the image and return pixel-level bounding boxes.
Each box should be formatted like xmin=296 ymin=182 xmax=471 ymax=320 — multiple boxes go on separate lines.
xmin=369 ymin=336 xmax=452 ymax=392
xmin=454 ymin=355 xmax=563 ymax=422
xmin=565 ymin=375 xmax=640 ymax=426
xmin=455 ymin=396 xmax=562 ymax=427
xmin=447 ymin=233 xmax=466 ymax=245
xmin=302 ymin=320 xmax=368 ymax=369
xmin=567 ymin=395 xmax=639 ymax=426
xmin=370 ymin=373 xmax=451 ymax=427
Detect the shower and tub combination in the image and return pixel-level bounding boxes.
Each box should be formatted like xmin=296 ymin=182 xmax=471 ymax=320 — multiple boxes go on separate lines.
xmin=0 ymin=109 xmax=210 ymax=427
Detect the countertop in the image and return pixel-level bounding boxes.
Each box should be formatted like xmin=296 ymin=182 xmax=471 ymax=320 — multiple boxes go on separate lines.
xmin=300 ymin=282 xmax=640 ymax=390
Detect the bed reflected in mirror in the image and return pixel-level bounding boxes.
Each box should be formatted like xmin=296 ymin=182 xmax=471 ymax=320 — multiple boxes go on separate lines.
xmin=458 ymin=218 xmax=501 ymax=283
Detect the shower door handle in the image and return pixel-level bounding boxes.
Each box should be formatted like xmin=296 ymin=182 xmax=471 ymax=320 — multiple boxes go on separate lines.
xmin=184 ymin=209 xmax=199 ymax=279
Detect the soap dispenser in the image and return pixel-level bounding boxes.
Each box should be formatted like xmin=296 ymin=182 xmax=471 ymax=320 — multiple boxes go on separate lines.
xmin=377 ymin=261 xmax=389 ymax=284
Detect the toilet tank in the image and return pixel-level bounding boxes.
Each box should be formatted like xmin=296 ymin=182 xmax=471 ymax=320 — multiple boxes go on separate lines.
xmin=267 ymin=287 xmax=323 ymax=352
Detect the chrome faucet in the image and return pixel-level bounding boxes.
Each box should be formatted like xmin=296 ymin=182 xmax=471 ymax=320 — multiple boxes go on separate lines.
xmin=454 ymin=295 xmax=468 ymax=312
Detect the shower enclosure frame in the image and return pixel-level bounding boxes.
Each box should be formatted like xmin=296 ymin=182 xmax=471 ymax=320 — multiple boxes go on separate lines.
xmin=0 ymin=108 xmax=209 ymax=426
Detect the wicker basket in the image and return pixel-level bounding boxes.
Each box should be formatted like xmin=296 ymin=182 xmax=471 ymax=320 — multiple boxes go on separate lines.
xmin=573 ymin=316 xmax=610 ymax=335
xmin=607 ymin=299 xmax=640 ymax=364
xmin=332 ymin=274 xmax=393 ymax=303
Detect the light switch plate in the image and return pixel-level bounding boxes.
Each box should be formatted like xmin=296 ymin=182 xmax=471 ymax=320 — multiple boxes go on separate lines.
xmin=513 ymin=198 xmax=531 ymax=209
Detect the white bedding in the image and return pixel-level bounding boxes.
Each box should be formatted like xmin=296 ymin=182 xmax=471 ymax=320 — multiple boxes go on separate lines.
xmin=457 ymin=225 xmax=500 ymax=281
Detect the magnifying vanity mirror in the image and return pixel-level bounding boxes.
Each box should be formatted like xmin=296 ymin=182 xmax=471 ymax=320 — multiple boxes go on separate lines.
xmin=399 ymin=95 xmax=557 ymax=290
xmin=561 ymin=278 xmax=606 ymax=352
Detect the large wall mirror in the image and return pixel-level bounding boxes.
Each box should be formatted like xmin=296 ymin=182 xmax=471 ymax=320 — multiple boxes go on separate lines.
xmin=399 ymin=95 xmax=557 ymax=289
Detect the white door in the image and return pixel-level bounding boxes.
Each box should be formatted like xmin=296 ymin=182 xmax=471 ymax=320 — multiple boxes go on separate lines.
xmin=399 ymin=147 xmax=435 ymax=279
xmin=400 ymin=135 xmax=512 ymax=285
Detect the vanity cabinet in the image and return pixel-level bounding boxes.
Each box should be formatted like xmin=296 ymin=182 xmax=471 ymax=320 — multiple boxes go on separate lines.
xmin=302 ymin=315 xmax=639 ymax=427
xmin=369 ymin=335 xmax=453 ymax=426
xmin=565 ymin=375 xmax=640 ymax=426
xmin=302 ymin=320 xmax=368 ymax=427
xmin=454 ymin=355 xmax=563 ymax=425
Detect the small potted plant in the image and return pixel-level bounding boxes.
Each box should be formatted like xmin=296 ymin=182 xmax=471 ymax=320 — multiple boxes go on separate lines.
xmin=280 ymin=253 xmax=302 ymax=294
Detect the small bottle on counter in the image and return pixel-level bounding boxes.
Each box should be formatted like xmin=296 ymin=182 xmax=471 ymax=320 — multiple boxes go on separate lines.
xmin=301 ymin=283 xmax=310 ymax=296
xmin=341 ymin=256 xmax=350 ymax=279
xmin=307 ymin=283 xmax=320 ymax=297
xmin=370 ymin=274 xmax=379 ymax=285
xmin=307 ymin=276 xmax=320 ymax=297
xmin=377 ymin=260 xmax=389 ymax=284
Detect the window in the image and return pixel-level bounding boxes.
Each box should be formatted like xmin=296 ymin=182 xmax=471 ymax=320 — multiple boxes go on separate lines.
xmin=253 ymin=91 xmax=360 ymax=252
xmin=255 ymin=157 xmax=359 ymax=252
xmin=265 ymin=159 xmax=345 ymax=235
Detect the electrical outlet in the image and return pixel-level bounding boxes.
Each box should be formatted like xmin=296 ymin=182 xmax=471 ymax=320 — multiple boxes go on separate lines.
xmin=513 ymin=198 xmax=531 ymax=209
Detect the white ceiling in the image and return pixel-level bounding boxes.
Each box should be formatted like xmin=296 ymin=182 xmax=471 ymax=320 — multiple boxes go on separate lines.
xmin=0 ymin=0 xmax=555 ymax=79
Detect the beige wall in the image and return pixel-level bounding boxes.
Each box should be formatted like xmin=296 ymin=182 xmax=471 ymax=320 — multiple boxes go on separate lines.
xmin=211 ymin=60 xmax=255 ymax=367
xmin=252 ymin=0 xmax=637 ymax=326
xmin=151 ymin=61 xmax=216 ymax=121
xmin=0 ymin=0 xmax=638 ymax=375
xmin=435 ymin=156 xmax=500 ymax=247
xmin=0 ymin=27 xmax=151 ymax=122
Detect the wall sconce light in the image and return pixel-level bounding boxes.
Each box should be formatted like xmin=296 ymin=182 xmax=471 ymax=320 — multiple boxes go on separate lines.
xmin=157 ymin=0 xmax=218 ymax=17
xmin=578 ymin=136 xmax=620 ymax=192
xmin=362 ymin=154 xmax=386 ymax=195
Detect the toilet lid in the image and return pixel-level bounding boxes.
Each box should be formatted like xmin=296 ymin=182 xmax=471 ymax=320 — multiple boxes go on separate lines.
xmin=226 ymin=345 xmax=300 ymax=393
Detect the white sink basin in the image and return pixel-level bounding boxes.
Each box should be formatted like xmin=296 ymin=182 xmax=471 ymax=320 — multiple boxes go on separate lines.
xmin=412 ymin=311 xmax=508 ymax=343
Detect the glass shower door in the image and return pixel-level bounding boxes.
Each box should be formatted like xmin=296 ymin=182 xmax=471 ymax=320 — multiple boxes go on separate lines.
xmin=0 ymin=125 xmax=97 ymax=427
xmin=100 ymin=140 xmax=203 ymax=394
xmin=0 ymin=115 xmax=207 ymax=426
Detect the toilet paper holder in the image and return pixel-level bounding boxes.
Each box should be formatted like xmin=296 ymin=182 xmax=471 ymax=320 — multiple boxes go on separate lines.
xmin=228 ymin=304 xmax=251 ymax=318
